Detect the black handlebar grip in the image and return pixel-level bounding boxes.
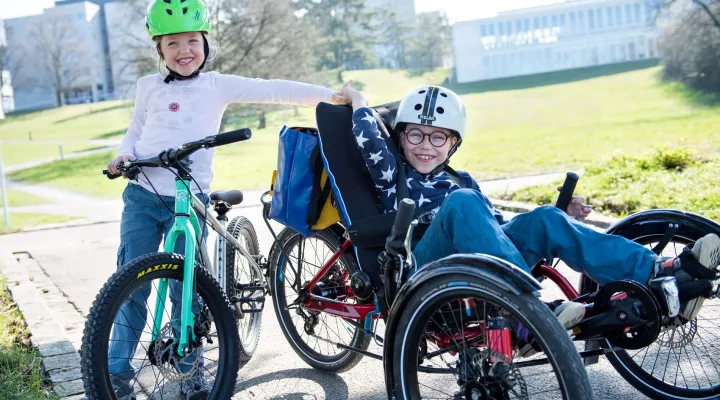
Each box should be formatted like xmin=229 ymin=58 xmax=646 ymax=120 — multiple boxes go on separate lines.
xmin=103 ymin=170 xmax=121 ymax=180
xmin=389 ymin=198 xmax=416 ymax=244
xmin=555 ymin=172 xmax=579 ymax=211
xmin=210 ymin=128 xmax=252 ymax=147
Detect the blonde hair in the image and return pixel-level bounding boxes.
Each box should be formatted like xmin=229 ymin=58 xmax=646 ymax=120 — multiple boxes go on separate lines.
xmin=154 ymin=32 xmax=219 ymax=75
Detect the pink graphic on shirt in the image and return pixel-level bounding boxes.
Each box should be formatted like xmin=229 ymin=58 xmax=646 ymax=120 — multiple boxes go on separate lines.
xmin=169 ymin=102 xmax=180 ymax=112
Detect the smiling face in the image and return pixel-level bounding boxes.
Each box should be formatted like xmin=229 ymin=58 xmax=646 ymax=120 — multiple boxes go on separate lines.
xmin=400 ymin=123 xmax=457 ymax=174
xmin=158 ymin=31 xmax=205 ymax=76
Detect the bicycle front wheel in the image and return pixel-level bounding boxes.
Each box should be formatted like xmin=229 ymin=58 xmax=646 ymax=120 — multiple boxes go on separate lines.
xmin=81 ymin=252 xmax=240 ymax=399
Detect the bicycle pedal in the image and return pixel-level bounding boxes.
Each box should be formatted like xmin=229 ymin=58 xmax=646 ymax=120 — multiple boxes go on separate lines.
xmin=583 ymin=340 xmax=601 ymax=366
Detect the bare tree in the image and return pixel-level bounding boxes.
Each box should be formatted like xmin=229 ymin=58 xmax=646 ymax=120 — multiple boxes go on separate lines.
xmin=659 ymin=0 xmax=720 ymax=91
xmin=10 ymin=12 xmax=92 ymax=107
xmin=658 ymin=0 xmax=720 ymax=31
xmin=216 ymin=0 xmax=321 ymax=128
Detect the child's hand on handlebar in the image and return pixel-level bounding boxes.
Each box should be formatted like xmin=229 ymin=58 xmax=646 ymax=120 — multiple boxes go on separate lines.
xmin=557 ymin=186 xmax=592 ymax=220
xmin=107 ymin=155 xmax=136 ymax=176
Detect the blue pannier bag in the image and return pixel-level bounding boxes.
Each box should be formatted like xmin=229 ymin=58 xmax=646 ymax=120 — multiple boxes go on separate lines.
xmin=269 ymin=126 xmax=338 ymax=236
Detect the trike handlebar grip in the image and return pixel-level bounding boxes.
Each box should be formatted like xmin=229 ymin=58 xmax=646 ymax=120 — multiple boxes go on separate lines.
xmin=389 ymin=198 xmax=416 ymax=245
xmin=555 ymin=172 xmax=579 ymax=211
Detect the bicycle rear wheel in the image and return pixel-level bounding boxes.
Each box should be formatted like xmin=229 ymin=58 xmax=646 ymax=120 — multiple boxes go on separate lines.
xmin=81 ymin=252 xmax=239 ymax=399
xmin=226 ymin=215 xmax=263 ymax=363
xmin=268 ymin=227 xmax=370 ymax=373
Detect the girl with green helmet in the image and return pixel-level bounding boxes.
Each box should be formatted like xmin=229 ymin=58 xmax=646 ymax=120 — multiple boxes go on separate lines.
xmin=102 ymin=1 xmax=349 ymax=399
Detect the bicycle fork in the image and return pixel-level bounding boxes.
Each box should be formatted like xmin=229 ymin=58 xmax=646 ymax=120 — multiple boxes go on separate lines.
xmin=151 ymin=177 xmax=202 ymax=357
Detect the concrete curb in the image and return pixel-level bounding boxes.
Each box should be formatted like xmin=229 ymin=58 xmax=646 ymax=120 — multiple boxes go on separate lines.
xmin=489 ymin=198 xmax=619 ymax=229
xmin=0 ymin=252 xmax=86 ymax=398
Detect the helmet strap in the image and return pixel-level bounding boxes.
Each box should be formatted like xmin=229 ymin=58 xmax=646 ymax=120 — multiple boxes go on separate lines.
xmin=162 ymin=34 xmax=210 ymax=84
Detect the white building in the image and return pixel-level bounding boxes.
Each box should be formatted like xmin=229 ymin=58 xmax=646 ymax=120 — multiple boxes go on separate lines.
xmin=4 ymin=1 xmax=114 ymax=111
xmin=365 ymin=0 xmax=417 ymax=68
xmin=452 ymin=0 xmax=661 ymax=83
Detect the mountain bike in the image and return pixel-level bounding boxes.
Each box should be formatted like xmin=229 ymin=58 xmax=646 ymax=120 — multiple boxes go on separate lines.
xmin=81 ymin=129 xmax=268 ymax=399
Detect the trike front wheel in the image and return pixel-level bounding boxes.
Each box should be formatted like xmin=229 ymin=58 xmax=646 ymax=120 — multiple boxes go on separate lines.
xmin=391 ymin=272 xmax=593 ymax=400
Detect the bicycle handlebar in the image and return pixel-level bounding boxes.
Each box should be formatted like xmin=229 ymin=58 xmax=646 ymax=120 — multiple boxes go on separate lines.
xmin=555 ymin=172 xmax=579 ymax=211
xmin=102 ymin=128 xmax=252 ymax=180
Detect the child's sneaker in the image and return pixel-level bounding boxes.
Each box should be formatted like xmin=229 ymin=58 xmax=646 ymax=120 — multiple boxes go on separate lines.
xmin=180 ymin=370 xmax=210 ymax=400
xmin=651 ymin=233 xmax=720 ymax=320
xmin=517 ymin=300 xmax=585 ymax=358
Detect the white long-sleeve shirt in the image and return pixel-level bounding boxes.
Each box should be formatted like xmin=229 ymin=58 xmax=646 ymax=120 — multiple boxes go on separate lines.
xmin=118 ymin=71 xmax=334 ymax=196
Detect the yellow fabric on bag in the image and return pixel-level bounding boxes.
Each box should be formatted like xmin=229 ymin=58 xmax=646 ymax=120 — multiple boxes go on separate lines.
xmin=310 ymin=169 xmax=341 ymax=230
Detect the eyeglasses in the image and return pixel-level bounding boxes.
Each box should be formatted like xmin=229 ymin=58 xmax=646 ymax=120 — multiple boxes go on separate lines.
xmin=402 ymin=129 xmax=451 ymax=147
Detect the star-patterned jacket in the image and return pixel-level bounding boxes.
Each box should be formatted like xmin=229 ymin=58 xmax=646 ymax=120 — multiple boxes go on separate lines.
xmin=352 ymin=107 xmax=507 ymax=225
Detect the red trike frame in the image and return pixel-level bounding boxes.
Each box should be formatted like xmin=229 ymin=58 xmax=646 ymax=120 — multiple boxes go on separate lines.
xmin=301 ymin=239 xmax=582 ymax=322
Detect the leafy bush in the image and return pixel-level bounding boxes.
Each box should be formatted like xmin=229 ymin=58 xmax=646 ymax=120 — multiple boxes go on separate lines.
xmin=501 ymin=147 xmax=720 ymax=221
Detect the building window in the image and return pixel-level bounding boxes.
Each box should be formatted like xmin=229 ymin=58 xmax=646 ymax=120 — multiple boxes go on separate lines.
xmin=578 ymin=10 xmax=585 ymax=32
xmin=607 ymin=8 xmax=614 ymax=27
xmin=634 ymin=2 xmax=641 ymax=23
xmin=569 ymin=12 xmax=576 ymax=32
xmin=628 ymin=42 xmax=636 ymax=59
xmin=542 ymin=15 xmax=548 ymax=29
xmin=615 ymin=5 xmax=622 ymax=26
xmin=498 ymin=22 xmax=504 ymax=36
xmin=506 ymin=21 xmax=512 ymax=35
xmin=516 ymin=19 xmax=523 ymax=33
xmin=597 ymin=8 xmax=603 ymax=29
xmin=644 ymin=0 xmax=654 ymax=23
xmin=534 ymin=16 xmax=540 ymax=30
xmin=552 ymin=14 xmax=558 ymax=27
xmin=489 ymin=24 xmax=495 ymax=35
xmin=588 ymin=9 xmax=595 ymax=30
xmin=481 ymin=24 xmax=487 ymax=36
xmin=625 ymin=4 xmax=632 ymax=24
xmin=524 ymin=18 xmax=530 ymax=32
xmin=560 ymin=13 xmax=566 ymax=27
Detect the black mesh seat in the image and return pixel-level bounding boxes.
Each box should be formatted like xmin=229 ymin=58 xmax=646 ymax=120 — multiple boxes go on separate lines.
xmin=315 ymin=102 xmax=401 ymax=286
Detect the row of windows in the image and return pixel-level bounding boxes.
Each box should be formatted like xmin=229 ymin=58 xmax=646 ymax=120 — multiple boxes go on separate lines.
xmin=478 ymin=37 xmax=658 ymax=79
xmin=480 ymin=1 xmax=654 ymax=38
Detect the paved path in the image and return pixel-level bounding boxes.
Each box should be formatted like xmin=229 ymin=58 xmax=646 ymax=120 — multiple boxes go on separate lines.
xmin=0 ymin=200 xmax=652 ymax=399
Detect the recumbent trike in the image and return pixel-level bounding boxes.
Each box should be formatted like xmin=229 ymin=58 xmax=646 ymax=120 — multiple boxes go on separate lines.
xmin=261 ymin=102 xmax=720 ymax=400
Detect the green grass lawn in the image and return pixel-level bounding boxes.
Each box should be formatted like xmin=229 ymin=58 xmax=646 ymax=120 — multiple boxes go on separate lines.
xmin=0 ymin=274 xmax=58 ymax=399
xmin=6 ymin=62 xmax=720 ymax=203
xmin=0 ymin=189 xmax=48 ymax=207
xmin=0 ymin=100 xmax=132 ymax=167
xmin=0 ymin=213 xmax=79 ymax=234
xmin=504 ymin=148 xmax=720 ymax=221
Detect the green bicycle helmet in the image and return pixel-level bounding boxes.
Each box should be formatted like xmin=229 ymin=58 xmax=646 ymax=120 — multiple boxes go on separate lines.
xmin=146 ymin=0 xmax=211 ymax=39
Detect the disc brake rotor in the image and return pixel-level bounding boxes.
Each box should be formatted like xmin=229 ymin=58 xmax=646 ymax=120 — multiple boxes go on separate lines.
xmin=458 ymin=348 xmax=528 ymax=400
xmin=149 ymin=322 xmax=201 ymax=383
xmin=657 ymin=317 xmax=697 ymax=349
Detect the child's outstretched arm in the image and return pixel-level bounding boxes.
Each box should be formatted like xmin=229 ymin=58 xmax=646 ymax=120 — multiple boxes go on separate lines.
xmin=346 ymin=86 xmax=398 ymax=211
xmin=214 ymin=74 xmax=345 ymax=107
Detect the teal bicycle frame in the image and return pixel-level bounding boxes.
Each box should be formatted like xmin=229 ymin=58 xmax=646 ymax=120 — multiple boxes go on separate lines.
xmin=151 ymin=176 xmax=204 ymax=356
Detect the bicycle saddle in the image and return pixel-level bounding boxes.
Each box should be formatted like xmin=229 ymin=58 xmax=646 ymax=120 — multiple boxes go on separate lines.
xmin=209 ymin=190 xmax=244 ymax=205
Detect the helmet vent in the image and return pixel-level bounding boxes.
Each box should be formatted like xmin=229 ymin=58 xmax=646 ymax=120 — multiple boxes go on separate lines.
xmin=440 ymin=93 xmax=448 ymax=97
xmin=180 ymin=0 xmax=187 ymax=2
xmin=162 ymin=0 xmax=171 ymax=3
xmin=182 ymin=7 xmax=188 ymax=14
xmin=165 ymin=9 xmax=173 ymax=15
xmin=437 ymin=107 xmax=445 ymax=114
xmin=414 ymin=104 xmax=422 ymax=111
xmin=418 ymin=90 xmax=426 ymax=94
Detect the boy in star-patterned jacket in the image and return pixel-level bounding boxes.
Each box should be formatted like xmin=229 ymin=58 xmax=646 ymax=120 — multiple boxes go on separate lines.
xmin=338 ymin=83 xmax=720 ymax=334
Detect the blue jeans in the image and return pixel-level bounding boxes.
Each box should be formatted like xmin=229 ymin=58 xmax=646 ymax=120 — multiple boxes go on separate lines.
xmin=413 ymin=189 xmax=656 ymax=286
xmin=108 ymin=184 xmax=209 ymax=379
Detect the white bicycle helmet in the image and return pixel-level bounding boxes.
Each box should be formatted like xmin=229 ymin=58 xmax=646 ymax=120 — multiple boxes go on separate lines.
xmin=393 ymin=86 xmax=466 ymax=142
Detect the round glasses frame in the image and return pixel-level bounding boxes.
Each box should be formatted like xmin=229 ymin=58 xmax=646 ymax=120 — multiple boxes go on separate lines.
xmin=401 ymin=129 xmax=451 ymax=148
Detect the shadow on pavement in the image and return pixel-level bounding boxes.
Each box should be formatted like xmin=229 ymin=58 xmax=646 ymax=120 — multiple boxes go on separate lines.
xmin=233 ymin=368 xmax=350 ymax=399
